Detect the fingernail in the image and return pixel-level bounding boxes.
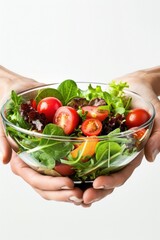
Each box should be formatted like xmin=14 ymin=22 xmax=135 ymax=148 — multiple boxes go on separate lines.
xmin=87 ymin=198 xmax=100 ymax=204
xmin=69 ymin=196 xmax=83 ymax=203
xmin=60 ymin=186 xmax=73 ymax=190
xmin=94 ymin=185 xmax=105 ymax=189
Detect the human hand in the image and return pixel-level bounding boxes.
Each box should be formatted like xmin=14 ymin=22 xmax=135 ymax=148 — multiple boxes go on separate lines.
xmin=82 ymin=66 xmax=160 ymax=205
xmin=1 ymin=66 xmax=159 ymax=206
xmin=0 ymin=66 xmax=84 ymax=205
xmin=0 ymin=66 xmax=41 ymax=164
xmin=115 ymin=66 xmax=160 ymax=162
xmin=10 ymin=151 xmax=142 ymax=206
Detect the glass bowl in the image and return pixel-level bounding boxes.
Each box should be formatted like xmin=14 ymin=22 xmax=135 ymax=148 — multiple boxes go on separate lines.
xmin=0 ymin=82 xmax=155 ymax=187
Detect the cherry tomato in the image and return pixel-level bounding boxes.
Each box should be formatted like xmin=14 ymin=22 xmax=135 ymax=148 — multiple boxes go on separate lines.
xmin=82 ymin=106 xmax=109 ymax=121
xmin=81 ymin=118 xmax=102 ymax=136
xmin=53 ymin=106 xmax=80 ymax=134
xmin=37 ymin=97 xmax=62 ymax=122
xmin=54 ymin=163 xmax=75 ymax=176
xmin=30 ymin=99 xmax=37 ymax=109
xmin=126 ymin=108 xmax=150 ymax=128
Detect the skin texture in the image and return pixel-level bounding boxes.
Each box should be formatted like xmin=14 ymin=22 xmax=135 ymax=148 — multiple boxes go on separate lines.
xmin=0 ymin=65 xmax=160 ymax=207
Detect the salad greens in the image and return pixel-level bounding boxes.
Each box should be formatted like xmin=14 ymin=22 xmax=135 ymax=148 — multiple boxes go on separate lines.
xmin=35 ymin=88 xmax=64 ymax=104
xmin=4 ymin=79 xmax=139 ymax=181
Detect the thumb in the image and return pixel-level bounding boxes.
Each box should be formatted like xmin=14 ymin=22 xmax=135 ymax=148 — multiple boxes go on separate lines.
xmin=144 ymin=99 xmax=160 ymax=161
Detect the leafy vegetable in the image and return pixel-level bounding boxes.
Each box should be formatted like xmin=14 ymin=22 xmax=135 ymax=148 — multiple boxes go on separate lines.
xmin=4 ymin=80 xmax=140 ymax=181
xmin=6 ymin=90 xmax=30 ymax=129
xmin=26 ymin=124 xmax=73 ymax=168
xmin=58 ymin=79 xmax=78 ymax=105
xmin=95 ymin=141 xmax=122 ymax=163
xmin=78 ymin=80 xmax=131 ymax=115
xmin=35 ymin=88 xmax=64 ymax=104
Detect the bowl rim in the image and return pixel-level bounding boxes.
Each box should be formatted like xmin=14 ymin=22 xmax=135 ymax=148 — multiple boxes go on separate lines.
xmin=0 ymin=82 xmax=156 ymax=142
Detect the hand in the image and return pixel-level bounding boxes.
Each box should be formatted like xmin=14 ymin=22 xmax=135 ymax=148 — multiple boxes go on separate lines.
xmin=82 ymin=66 xmax=160 ymax=205
xmin=115 ymin=66 xmax=160 ymax=162
xmin=10 ymin=152 xmax=84 ymax=205
xmin=0 ymin=66 xmax=84 ymax=205
xmin=1 ymin=66 xmax=159 ymax=207
xmin=0 ymin=66 xmax=41 ymax=164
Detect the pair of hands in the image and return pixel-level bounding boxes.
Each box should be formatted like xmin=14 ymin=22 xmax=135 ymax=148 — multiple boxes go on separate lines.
xmin=0 ymin=66 xmax=160 ymax=207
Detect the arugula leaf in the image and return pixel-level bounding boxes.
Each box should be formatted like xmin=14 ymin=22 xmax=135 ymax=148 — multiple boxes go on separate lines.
xmin=58 ymin=79 xmax=78 ymax=105
xmin=27 ymin=124 xmax=73 ymax=167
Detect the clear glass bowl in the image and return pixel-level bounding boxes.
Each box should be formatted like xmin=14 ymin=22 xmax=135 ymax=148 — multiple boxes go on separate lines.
xmin=0 ymin=82 xmax=155 ymax=186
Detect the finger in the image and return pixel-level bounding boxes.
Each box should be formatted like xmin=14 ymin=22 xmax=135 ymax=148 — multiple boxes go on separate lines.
xmin=82 ymin=187 xmax=114 ymax=205
xmin=0 ymin=119 xmax=12 ymax=164
xmin=93 ymin=151 xmax=143 ymax=190
xmin=34 ymin=187 xmax=83 ymax=203
xmin=10 ymin=152 xmax=75 ymax=191
xmin=145 ymin=128 xmax=160 ymax=161
xmin=144 ymin=99 xmax=160 ymax=161
xmin=0 ymin=65 xmax=24 ymax=79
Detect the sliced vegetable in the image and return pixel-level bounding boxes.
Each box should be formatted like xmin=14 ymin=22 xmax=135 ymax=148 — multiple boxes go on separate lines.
xmin=82 ymin=105 xmax=109 ymax=121
xmin=53 ymin=106 xmax=80 ymax=135
xmin=133 ymin=128 xmax=147 ymax=140
xmin=70 ymin=137 xmax=98 ymax=161
xmin=81 ymin=118 xmax=102 ymax=136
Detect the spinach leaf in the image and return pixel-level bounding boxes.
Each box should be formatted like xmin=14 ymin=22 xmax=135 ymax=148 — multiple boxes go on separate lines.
xmin=58 ymin=79 xmax=78 ymax=105
xmin=95 ymin=141 xmax=121 ymax=162
xmin=35 ymin=88 xmax=64 ymax=104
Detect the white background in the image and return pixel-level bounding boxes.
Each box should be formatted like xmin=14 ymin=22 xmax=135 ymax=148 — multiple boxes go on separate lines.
xmin=0 ymin=1 xmax=160 ymax=240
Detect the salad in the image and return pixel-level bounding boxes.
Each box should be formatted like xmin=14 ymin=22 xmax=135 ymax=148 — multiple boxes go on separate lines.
xmin=4 ymin=80 xmax=151 ymax=181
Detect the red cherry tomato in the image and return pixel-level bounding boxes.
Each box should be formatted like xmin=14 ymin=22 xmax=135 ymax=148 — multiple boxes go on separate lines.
xmin=81 ymin=118 xmax=102 ymax=136
xmin=126 ymin=108 xmax=150 ymax=128
xmin=54 ymin=163 xmax=75 ymax=176
xmin=37 ymin=97 xmax=62 ymax=122
xmin=82 ymin=106 xmax=109 ymax=121
xmin=30 ymin=99 xmax=37 ymax=109
xmin=53 ymin=106 xmax=80 ymax=134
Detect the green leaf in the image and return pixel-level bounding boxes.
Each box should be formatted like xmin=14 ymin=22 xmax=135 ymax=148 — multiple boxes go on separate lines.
xmin=6 ymin=91 xmax=29 ymax=129
xmin=96 ymin=141 xmax=121 ymax=162
xmin=27 ymin=124 xmax=73 ymax=167
xmin=58 ymin=79 xmax=78 ymax=105
xmin=108 ymin=80 xmax=129 ymax=98
xmin=79 ymin=84 xmax=105 ymax=101
xmin=35 ymin=88 xmax=64 ymax=104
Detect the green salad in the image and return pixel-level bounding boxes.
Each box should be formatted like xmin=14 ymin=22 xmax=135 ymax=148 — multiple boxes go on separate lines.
xmin=4 ymin=80 xmax=150 ymax=181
